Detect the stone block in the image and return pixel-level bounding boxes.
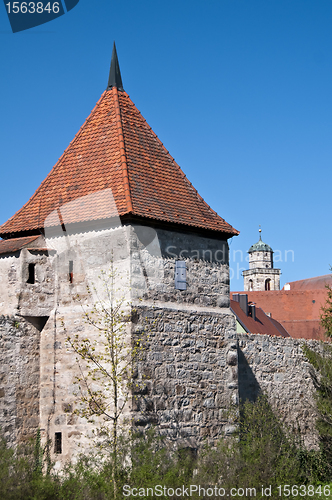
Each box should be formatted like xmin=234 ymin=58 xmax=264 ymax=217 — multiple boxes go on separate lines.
xmin=203 ymin=398 xmax=215 ymax=408
xmin=55 ymin=415 xmax=67 ymax=426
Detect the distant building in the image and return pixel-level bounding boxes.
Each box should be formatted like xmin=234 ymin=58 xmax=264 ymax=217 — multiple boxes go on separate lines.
xmin=242 ymin=229 xmax=281 ymax=291
xmin=231 ymin=293 xmax=289 ymax=337
xmin=283 ymin=275 xmax=332 ymax=292
xmin=233 ymin=274 xmax=332 ymax=340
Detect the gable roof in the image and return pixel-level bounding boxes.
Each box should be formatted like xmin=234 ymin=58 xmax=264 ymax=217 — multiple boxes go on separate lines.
xmin=0 ymin=47 xmax=238 ymax=240
xmin=231 ymin=299 xmax=290 ymax=337
xmin=231 ymin=290 xmax=328 ymax=340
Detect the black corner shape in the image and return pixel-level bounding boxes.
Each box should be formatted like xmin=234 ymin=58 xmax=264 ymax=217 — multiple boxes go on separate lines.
xmin=3 ymin=0 xmax=80 ymax=33
xmin=63 ymin=0 xmax=79 ymax=12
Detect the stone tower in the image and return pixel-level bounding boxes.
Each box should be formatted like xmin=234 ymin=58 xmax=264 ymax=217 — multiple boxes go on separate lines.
xmin=0 ymin=44 xmax=240 ymax=468
xmin=243 ymin=229 xmax=280 ymax=291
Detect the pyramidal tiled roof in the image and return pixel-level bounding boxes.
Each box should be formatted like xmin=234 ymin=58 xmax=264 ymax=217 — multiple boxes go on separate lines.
xmin=0 ymin=47 xmax=238 ymax=240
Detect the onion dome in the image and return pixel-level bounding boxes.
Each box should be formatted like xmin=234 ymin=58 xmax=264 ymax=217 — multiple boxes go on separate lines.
xmin=248 ymin=229 xmax=273 ymax=253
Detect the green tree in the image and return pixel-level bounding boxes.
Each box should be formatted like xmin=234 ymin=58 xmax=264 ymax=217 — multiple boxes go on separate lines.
xmin=321 ymin=269 xmax=332 ymax=338
xmin=303 ymin=342 xmax=332 ymax=478
xmin=196 ymin=396 xmax=305 ymax=496
xmin=301 ymin=269 xmax=332 ymax=467
xmin=65 ymin=262 xmax=147 ymax=497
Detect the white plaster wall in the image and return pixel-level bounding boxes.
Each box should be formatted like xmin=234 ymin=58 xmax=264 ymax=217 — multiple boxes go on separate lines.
xmin=40 ymin=225 xmax=133 ymax=469
xmin=0 ymin=254 xmax=21 ymax=315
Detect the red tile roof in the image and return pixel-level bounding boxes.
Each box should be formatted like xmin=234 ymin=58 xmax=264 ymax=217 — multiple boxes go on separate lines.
xmin=284 ymin=275 xmax=332 ymax=291
xmin=0 ymin=88 xmax=238 ymax=239
xmin=231 ymin=290 xmax=329 ymax=340
xmin=231 ymin=300 xmax=290 ymax=337
xmin=269 ymin=316 xmax=291 ymax=338
xmin=0 ymin=236 xmax=39 ymax=255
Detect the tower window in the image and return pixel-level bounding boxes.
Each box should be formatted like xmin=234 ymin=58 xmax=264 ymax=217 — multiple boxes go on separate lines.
xmin=69 ymin=261 xmax=74 ymax=284
xmin=249 ymin=279 xmax=253 ymax=291
xmin=27 ymin=263 xmax=35 ymax=284
xmin=265 ymin=279 xmax=271 ymax=291
xmin=54 ymin=432 xmax=62 ymax=454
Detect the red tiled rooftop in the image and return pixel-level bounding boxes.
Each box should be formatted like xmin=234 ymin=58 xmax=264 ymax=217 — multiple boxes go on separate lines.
xmin=0 ymin=87 xmax=238 ymax=239
xmin=231 ymin=289 xmax=329 ymax=340
xmin=284 ymin=275 xmax=332 ymax=291
xmin=0 ymin=236 xmax=39 ymax=255
xmin=230 ymin=299 xmax=290 ymax=337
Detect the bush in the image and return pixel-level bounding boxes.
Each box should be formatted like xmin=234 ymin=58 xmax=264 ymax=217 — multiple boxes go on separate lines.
xmin=196 ymin=395 xmax=332 ymax=498
xmin=0 ymin=397 xmax=330 ymax=499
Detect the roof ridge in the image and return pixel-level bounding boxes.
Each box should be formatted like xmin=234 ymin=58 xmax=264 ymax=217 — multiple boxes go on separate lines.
xmin=0 ymin=92 xmax=107 ymax=234
xmin=111 ymin=87 xmax=133 ymax=213
xmin=135 ymin=104 xmax=233 ymax=230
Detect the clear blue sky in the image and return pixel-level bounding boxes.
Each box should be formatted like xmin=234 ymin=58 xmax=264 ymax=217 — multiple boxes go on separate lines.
xmin=1 ymin=0 xmax=331 ymax=291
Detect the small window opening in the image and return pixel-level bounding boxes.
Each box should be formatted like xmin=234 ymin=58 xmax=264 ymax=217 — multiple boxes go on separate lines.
xmin=249 ymin=279 xmax=253 ymax=291
xmin=265 ymin=278 xmax=271 ymax=291
xmin=175 ymin=261 xmax=187 ymax=290
xmin=27 ymin=263 xmax=35 ymax=284
xmin=69 ymin=261 xmax=73 ymax=284
xmin=54 ymin=432 xmax=62 ymax=454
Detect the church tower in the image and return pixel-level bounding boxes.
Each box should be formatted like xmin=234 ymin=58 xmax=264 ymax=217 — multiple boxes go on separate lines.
xmin=243 ymin=229 xmax=281 ymax=291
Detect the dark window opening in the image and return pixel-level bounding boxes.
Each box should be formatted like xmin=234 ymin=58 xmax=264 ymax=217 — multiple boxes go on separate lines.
xmin=249 ymin=279 xmax=253 ymax=291
xmin=54 ymin=432 xmax=62 ymax=454
xmin=265 ymin=279 xmax=271 ymax=291
xmin=23 ymin=316 xmax=49 ymax=332
xmin=27 ymin=264 xmax=35 ymax=284
xmin=69 ymin=261 xmax=73 ymax=284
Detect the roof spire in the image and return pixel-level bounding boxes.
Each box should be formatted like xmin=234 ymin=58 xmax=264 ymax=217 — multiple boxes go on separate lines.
xmin=259 ymin=225 xmax=262 ymax=241
xmin=107 ymin=42 xmax=124 ymax=91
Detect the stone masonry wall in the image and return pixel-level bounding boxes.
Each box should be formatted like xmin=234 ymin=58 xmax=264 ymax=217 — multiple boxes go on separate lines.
xmin=132 ymin=305 xmax=239 ymax=448
xmin=130 ymin=226 xmax=230 ymax=308
xmin=243 ymin=269 xmax=280 ymax=291
xmin=0 ymin=223 xmax=323 ymax=463
xmin=249 ymin=251 xmax=273 ymax=269
xmin=0 ymin=315 xmax=40 ymax=445
xmin=238 ymin=333 xmax=320 ymax=448
xmin=130 ymin=226 xmax=238 ymax=448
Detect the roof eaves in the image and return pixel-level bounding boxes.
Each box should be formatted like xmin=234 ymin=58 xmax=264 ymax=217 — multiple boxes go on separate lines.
xmin=120 ymin=213 xmax=237 ymax=238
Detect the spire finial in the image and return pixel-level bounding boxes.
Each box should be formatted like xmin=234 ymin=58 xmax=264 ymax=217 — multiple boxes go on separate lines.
xmin=259 ymin=225 xmax=262 ymax=240
xmin=107 ymin=42 xmax=124 ymax=91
